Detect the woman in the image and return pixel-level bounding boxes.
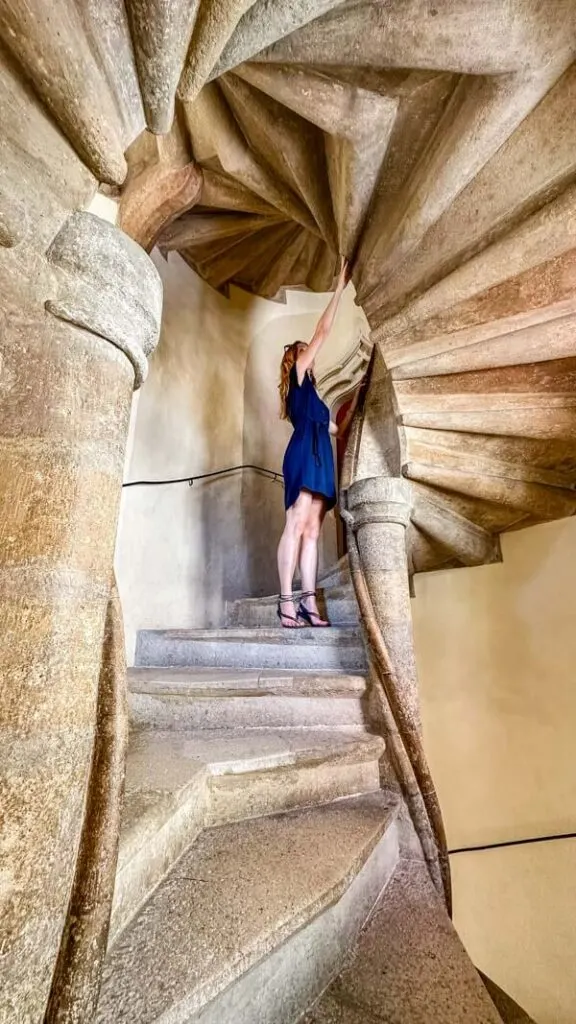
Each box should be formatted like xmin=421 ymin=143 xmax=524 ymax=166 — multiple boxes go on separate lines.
xmin=276 ymin=258 xmax=363 ymax=627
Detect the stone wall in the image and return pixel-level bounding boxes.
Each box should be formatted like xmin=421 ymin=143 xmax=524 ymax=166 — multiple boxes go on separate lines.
xmin=413 ymin=516 xmax=576 ymax=1024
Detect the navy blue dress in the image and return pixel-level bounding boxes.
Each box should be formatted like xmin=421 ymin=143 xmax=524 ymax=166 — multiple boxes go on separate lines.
xmin=282 ymin=365 xmax=336 ymax=511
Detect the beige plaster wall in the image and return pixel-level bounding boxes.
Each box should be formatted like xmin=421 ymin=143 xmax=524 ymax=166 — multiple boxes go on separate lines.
xmin=116 ymin=256 xmax=363 ymax=660
xmin=413 ymin=516 xmax=576 ymax=1024
xmin=116 ymin=253 xmax=254 ymax=661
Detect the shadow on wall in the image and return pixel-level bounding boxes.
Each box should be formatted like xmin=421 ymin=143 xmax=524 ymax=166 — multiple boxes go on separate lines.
xmin=116 ymin=253 xmax=257 ymax=661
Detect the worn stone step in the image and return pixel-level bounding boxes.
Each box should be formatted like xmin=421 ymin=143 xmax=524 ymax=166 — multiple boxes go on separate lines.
xmin=128 ymin=667 xmax=369 ymax=730
xmin=97 ymin=792 xmax=400 ymax=1024
xmin=227 ymin=585 xmax=359 ymax=628
xmin=304 ymin=858 xmax=504 ymax=1024
xmin=110 ymin=735 xmax=209 ymax=943
xmin=135 ymin=626 xmax=367 ymax=672
xmin=111 ymin=727 xmax=385 ymax=941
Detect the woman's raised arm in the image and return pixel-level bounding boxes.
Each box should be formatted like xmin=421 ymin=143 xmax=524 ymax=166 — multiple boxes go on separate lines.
xmin=296 ymin=257 xmax=349 ymax=384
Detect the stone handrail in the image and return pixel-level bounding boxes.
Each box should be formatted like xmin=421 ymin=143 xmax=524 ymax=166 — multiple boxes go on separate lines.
xmin=340 ymin=378 xmax=452 ymax=913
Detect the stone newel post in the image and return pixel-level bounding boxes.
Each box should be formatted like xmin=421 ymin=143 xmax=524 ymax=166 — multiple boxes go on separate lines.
xmin=344 ymin=474 xmax=451 ymax=909
xmin=346 ymin=476 xmax=420 ymax=727
xmin=0 ymin=212 xmax=162 ymax=1021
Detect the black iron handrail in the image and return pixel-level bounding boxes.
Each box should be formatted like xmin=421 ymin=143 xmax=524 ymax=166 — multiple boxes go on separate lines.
xmin=122 ymin=463 xmax=283 ymax=488
xmin=449 ymin=829 xmax=576 ymax=855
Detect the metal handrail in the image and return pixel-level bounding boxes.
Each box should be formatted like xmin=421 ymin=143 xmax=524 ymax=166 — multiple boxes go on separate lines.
xmin=122 ymin=463 xmax=283 ymax=488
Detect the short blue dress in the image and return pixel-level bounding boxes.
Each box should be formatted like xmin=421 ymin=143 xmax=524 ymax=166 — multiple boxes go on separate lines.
xmin=282 ymin=365 xmax=337 ymax=511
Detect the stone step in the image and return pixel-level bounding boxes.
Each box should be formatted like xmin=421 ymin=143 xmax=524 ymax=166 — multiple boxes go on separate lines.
xmin=226 ymin=585 xmax=359 ymax=628
xmin=304 ymin=858 xmax=504 ymax=1024
xmin=128 ymin=667 xmax=369 ymax=731
xmin=97 ymin=792 xmax=400 ymax=1024
xmin=111 ymin=727 xmax=385 ymax=941
xmin=110 ymin=734 xmax=209 ymax=943
xmin=135 ymin=626 xmax=367 ymax=672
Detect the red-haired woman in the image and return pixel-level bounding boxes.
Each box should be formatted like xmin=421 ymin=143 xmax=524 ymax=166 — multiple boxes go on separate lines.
xmin=276 ymin=259 xmax=362 ymax=627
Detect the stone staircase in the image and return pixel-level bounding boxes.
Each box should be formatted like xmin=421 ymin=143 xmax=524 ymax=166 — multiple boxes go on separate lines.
xmin=95 ymin=611 xmax=516 ymax=1024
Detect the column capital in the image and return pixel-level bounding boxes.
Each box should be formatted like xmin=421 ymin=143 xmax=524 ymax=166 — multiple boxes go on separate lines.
xmin=344 ymin=476 xmax=412 ymax=530
xmin=45 ymin=211 xmax=162 ymax=388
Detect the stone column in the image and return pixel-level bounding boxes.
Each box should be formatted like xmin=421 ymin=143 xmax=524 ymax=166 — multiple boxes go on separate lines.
xmin=344 ymin=475 xmax=451 ymax=909
xmin=347 ymin=476 xmax=420 ymax=727
xmin=0 ymin=211 xmax=162 ymax=1021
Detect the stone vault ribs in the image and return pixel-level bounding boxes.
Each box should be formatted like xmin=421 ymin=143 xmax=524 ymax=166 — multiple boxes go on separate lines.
xmin=2 ymin=0 xmax=576 ymax=576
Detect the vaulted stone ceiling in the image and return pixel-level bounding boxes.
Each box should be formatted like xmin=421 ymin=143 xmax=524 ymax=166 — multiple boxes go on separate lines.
xmin=3 ymin=0 xmax=576 ymax=576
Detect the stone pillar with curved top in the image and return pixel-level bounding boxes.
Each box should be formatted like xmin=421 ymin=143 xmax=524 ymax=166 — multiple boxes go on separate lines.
xmin=0 ymin=211 xmax=162 ymax=1022
xmin=347 ymin=476 xmax=420 ymax=727
xmin=344 ymin=474 xmax=451 ymax=909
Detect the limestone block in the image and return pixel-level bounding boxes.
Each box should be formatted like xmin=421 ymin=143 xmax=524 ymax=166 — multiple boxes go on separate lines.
xmin=125 ymin=0 xmax=201 ymax=133
xmin=46 ymin=211 xmax=163 ymax=387
xmin=0 ymin=0 xmax=127 ymax=183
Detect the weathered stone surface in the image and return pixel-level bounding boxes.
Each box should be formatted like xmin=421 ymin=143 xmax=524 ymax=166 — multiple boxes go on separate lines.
xmin=79 ymin=0 xmax=146 ymax=143
xmin=46 ymin=211 xmax=163 ymax=387
xmin=343 ymin=463 xmax=450 ymax=911
xmin=179 ymin=0 xmax=257 ymax=103
xmin=0 ymin=45 xmax=96 ymax=249
xmin=0 ymin=212 xmax=161 ymax=1021
xmin=45 ymin=582 xmax=128 ymax=1024
xmin=305 ymin=859 xmax=502 ymax=1024
xmin=255 ymin=0 xmax=570 ymax=76
xmin=211 ymin=0 xmax=345 ymax=80
xmin=0 ymin=0 xmax=127 ymax=183
xmin=119 ymin=119 xmax=203 ymax=251
xmin=135 ymin=625 xmax=367 ymax=672
xmin=96 ymin=793 xmax=399 ymax=1023
xmin=125 ymin=0 xmax=200 ymax=133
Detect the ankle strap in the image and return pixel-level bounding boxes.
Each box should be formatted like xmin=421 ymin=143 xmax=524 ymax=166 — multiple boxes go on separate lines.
xmin=299 ymin=591 xmax=316 ymax=598
xmin=278 ymin=594 xmax=295 ymax=601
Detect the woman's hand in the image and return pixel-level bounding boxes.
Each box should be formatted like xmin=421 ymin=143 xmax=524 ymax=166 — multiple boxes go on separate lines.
xmin=297 ymin=257 xmax=351 ymax=380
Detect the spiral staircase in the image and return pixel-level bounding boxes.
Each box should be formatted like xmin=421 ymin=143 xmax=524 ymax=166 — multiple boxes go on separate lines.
xmin=4 ymin=1 xmax=576 ymax=577
xmin=3 ymin=1 xmax=576 ymax=1021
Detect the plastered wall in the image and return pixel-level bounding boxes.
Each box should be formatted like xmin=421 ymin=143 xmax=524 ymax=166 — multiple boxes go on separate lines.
xmin=413 ymin=516 xmax=576 ymax=1024
xmin=116 ymin=254 xmax=362 ymax=660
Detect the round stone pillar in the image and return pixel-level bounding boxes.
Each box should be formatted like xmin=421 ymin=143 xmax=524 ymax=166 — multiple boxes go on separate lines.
xmin=0 ymin=212 xmax=162 ymax=1021
xmin=346 ymin=476 xmax=420 ymax=728
xmin=344 ymin=474 xmax=451 ymax=909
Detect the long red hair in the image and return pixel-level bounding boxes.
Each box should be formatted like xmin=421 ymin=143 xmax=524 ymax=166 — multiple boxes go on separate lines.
xmin=278 ymin=342 xmax=316 ymax=419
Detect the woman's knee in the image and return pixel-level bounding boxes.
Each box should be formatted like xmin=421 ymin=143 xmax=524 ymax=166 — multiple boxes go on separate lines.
xmin=303 ymin=512 xmax=322 ymax=542
xmin=286 ymin=506 xmax=308 ymax=539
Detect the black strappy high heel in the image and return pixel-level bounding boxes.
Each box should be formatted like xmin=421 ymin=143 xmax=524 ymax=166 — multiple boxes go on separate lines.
xmin=298 ymin=591 xmax=330 ymax=627
xmin=277 ymin=594 xmax=304 ymax=628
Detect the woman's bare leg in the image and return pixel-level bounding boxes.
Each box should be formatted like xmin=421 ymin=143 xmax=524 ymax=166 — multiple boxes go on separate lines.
xmin=277 ymin=491 xmax=313 ymax=626
xmin=299 ymin=496 xmax=328 ymax=625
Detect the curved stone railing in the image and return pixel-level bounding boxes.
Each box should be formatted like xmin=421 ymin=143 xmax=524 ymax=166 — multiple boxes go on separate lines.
xmin=340 ymin=373 xmax=452 ymax=912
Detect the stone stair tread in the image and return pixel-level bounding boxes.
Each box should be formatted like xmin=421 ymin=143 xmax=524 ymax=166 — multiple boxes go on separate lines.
xmin=119 ymin=754 xmax=206 ymax=872
xmin=97 ymin=792 xmax=400 ymax=1024
xmin=232 ymin=584 xmax=355 ymax=606
xmin=140 ymin=626 xmax=363 ymax=645
xmin=128 ymin=666 xmax=367 ymax=696
xmin=135 ymin=627 xmax=367 ymax=672
xmin=126 ymin=727 xmax=384 ymax=778
xmin=305 ymin=858 xmax=503 ymax=1024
